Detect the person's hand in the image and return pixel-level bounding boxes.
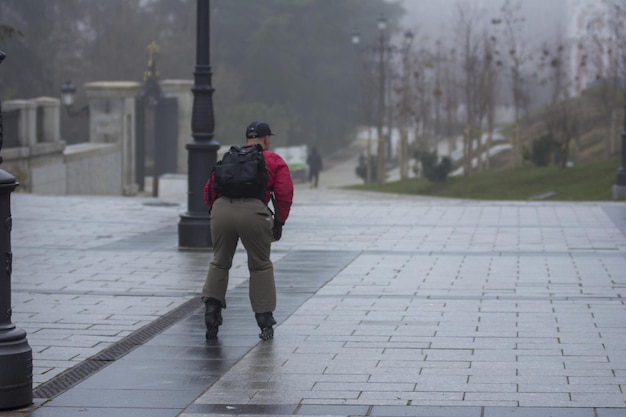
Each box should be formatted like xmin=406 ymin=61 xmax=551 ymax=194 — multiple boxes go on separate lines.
xmin=272 ymin=219 xmax=283 ymax=242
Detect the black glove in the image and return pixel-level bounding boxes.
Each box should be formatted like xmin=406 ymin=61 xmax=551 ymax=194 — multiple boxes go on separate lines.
xmin=272 ymin=219 xmax=283 ymax=242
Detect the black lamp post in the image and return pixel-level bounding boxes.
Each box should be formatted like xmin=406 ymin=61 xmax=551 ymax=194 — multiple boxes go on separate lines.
xmin=352 ymin=15 xmax=388 ymax=185
xmin=60 ymin=81 xmax=89 ymax=118
xmin=370 ymin=15 xmax=387 ymax=186
xmin=0 ymin=50 xmax=33 ymax=410
xmin=398 ymin=29 xmax=414 ymax=180
xmin=178 ymin=0 xmax=220 ymax=248
xmin=60 ymin=81 xmax=76 ymax=106
xmin=377 ymin=15 xmax=388 ymax=185
xmin=351 ymin=31 xmax=373 ymax=183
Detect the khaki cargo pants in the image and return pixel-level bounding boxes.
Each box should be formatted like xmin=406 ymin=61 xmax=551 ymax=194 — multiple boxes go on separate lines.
xmin=201 ymin=197 xmax=276 ymax=313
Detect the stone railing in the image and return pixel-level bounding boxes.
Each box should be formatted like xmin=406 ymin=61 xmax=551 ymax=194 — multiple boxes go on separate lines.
xmin=1 ymin=79 xmax=193 ymax=196
xmin=2 ymin=97 xmax=66 ymax=194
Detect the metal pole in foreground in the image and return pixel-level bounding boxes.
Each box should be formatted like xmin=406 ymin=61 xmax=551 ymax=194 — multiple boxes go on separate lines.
xmin=0 ymin=50 xmax=33 ymax=410
xmin=178 ymin=0 xmax=220 ymax=248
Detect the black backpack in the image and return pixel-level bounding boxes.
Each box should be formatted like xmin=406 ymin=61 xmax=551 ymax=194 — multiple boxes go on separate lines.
xmin=214 ymin=144 xmax=268 ymax=200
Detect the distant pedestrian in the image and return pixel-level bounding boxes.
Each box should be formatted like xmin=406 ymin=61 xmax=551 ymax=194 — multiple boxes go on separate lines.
xmin=306 ymin=147 xmax=323 ymax=188
xmin=202 ymin=121 xmax=294 ymax=340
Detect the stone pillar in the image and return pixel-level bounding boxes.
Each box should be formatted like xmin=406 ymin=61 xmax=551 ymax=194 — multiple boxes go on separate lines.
xmin=29 ymin=97 xmax=66 ymax=195
xmin=4 ymin=98 xmax=61 ymax=145
xmin=23 ymin=100 xmax=37 ymax=147
xmin=33 ymin=97 xmax=61 ymax=143
xmin=85 ymin=81 xmax=140 ymax=196
xmin=160 ymin=80 xmax=193 ymax=174
xmin=2 ymin=101 xmax=26 ymax=147
xmin=2 ymin=98 xmax=65 ymax=194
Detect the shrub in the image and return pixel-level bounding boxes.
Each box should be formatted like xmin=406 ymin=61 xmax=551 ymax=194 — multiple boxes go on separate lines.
xmin=355 ymin=155 xmax=378 ymax=183
xmin=414 ymin=150 xmax=452 ymax=183
xmin=531 ymin=134 xmax=556 ymax=166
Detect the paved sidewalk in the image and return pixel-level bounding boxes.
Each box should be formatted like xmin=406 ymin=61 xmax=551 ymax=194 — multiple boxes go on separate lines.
xmin=4 ymin=147 xmax=626 ymax=416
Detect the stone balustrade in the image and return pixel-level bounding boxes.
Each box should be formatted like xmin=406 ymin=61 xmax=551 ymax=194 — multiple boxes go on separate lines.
xmin=1 ymin=79 xmax=193 ymax=196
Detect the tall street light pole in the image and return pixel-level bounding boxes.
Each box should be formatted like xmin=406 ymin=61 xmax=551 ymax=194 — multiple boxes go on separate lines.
xmin=351 ymin=32 xmax=373 ymax=184
xmin=376 ymin=15 xmax=387 ymax=185
xmin=354 ymin=15 xmax=413 ymax=185
xmin=178 ymin=0 xmax=220 ymax=248
xmin=398 ymin=29 xmax=414 ymax=180
xmin=0 ymin=50 xmax=33 ymax=410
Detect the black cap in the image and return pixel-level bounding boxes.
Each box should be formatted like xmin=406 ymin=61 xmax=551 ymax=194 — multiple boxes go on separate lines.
xmin=246 ymin=121 xmax=274 ymax=139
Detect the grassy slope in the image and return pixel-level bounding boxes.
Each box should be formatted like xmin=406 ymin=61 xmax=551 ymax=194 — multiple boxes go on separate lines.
xmin=346 ymin=88 xmax=626 ymax=202
xmin=347 ymin=157 xmax=622 ymax=201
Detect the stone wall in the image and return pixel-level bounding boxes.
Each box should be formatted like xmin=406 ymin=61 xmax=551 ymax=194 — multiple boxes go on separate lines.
xmin=1 ymin=79 xmax=192 ymax=196
xmin=64 ymin=143 xmax=121 ymax=195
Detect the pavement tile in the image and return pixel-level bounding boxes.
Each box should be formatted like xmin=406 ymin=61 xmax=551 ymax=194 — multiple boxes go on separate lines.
xmin=369 ymin=405 xmax=481 ymax=416
xmin=3 ymin=168 xmax=626 ymax=416
xmin=26 ymin=408 xmax=176 ymax=417
xmin=483 ymin=407 xmax=595 ymax=416
xmin=45 ymin=388 xmax=199 ymax=409
xmin=297 ymin=404 xmax=372 ymax=415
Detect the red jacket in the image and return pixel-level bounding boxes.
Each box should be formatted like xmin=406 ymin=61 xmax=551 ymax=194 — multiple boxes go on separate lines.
xmin=204 ymin=149 xmax=294 ymax=223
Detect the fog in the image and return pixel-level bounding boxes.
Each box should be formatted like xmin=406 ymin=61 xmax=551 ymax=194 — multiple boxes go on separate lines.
xmin=399 ymin=0 xmax=568 ymax=49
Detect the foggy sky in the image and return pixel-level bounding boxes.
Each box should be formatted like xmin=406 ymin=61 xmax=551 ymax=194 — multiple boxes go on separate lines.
xmin=399 ymin=0 xmax=569 ymax=49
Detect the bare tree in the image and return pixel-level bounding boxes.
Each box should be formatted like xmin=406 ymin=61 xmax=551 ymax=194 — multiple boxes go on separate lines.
xmin=432 ymin=40 xmax=443 ymax=146
xmin=456 ymin=3 xmax=484 ymax=176
xmin=442 ymin=46 xmax=460 ymax=155
xmin=539 ymin=41 xmax=580 ymax=168
xmin=407 ymin=46 xmax=433 ymax=155
xmin=394 ymin=29 xmax=416 ymax=180
xmin=587 ymin=0 xmax=626 ymax=159
xmin=493 ymin=0 xmax=531 ymax=168
xmin=475 ymin=33 xmax=500 ymax=171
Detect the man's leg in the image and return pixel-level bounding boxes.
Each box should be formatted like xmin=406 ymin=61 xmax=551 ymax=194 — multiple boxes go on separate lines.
xmin=201 ymin=198 xmax=239 ymax=339
xmin=238 ymin=199 xmax=276 ymax=339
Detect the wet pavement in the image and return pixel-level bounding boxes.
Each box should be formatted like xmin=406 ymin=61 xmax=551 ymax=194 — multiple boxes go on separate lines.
xmin=3 ymin=146 xmax=626 ymax=416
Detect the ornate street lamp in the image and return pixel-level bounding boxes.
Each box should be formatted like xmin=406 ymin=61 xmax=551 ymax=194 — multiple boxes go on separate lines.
xmin=60 ymin=81 xmax=76 ymax=107
xmin=0 ymin=50 xmax=33 ymax=410
xmin=178 ymin=0 xmax=220 ymax=248
xmin=60 ymin=81 xmax=89 ymax=118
